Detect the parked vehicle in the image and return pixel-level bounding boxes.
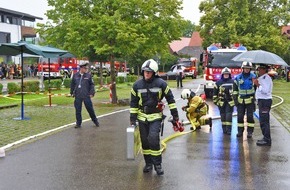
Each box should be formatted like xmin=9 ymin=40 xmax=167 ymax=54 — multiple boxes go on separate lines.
xmin=37 ymin=57 xmax=78 ymax=80
xmin=159 ymin=64 xmax=185 ymax=80
xmin=177 ymin=58 xmax=198 ymax=79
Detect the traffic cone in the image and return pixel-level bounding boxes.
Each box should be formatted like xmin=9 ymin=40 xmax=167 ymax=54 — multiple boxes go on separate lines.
xmin=0 ymin=148 xmax=5 ymax=158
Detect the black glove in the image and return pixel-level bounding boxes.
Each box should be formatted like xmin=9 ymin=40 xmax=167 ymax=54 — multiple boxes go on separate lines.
xmin=130 ymin=120 xmax=137 ymax=127
xmin=182 ymin=106 xmax=187 ymax=111
xmin=173 ymin=117 xmax=179 ymax=122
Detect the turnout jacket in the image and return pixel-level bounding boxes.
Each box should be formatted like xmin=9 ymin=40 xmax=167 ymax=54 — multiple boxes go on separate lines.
xmin=213 ymin=77 xmax=235 ymax=107
xmin=70 ymin=72 xmax=95 ymax=99
xmin=233 ymin=72 xmax=256 ymax=104
xmin=130 ymin=77 xmax=178 ymax=123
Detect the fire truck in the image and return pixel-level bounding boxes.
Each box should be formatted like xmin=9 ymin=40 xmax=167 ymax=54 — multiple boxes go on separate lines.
xmin=200 ymin=44 xmax=247 ymax=98
xmin=177 ymin=58 xmax=198 ymax=79
xmin=37 ymin=57 xmax=78 ymax=79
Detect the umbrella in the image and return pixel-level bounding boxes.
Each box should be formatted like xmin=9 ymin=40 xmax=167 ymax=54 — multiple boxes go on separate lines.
xmin=232 ymin=50 xmax=288 ymax=66
xmin=0 ymin=42 xmax=68 ymax=120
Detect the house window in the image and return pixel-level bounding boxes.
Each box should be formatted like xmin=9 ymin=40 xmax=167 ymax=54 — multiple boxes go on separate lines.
xmin=287 ymin=30 xmax=290 ymax=34
xmin=6 ymin=16 xmax=12 ymax=24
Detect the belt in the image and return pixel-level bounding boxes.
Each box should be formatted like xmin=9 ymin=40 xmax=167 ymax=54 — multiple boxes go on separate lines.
xmin=140 ymin=106 xmax=161 ymax=114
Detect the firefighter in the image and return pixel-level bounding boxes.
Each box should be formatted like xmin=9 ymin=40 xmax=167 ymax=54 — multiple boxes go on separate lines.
xmin=130 ymin=59 xmax=179 ymax=176
xmin=213 ymin=67 xmax=235 ymax=135
xmin=233 ymin=61 xmax=256 ymax=138
xmin=70 ymin=62 xmax=100 ymax=128
xmin=181 ymin=89 xmax=212 ymax=131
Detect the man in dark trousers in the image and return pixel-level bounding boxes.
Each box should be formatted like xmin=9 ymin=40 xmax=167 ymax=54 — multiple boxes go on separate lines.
xmin=130 ymin=59 xmax=179 ymax=175
xmin=176 ymin=65 xmax=184 ymax=88
xmin=70 ymin=62 xmax=99 ymax=128
xmin=253 ymin=65 xmax=273 ymax=146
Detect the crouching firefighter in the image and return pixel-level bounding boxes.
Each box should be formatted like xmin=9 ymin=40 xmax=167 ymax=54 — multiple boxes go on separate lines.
xmin=130 ymin=59 xmax=179 ymax=176
xmin=213 ymin=67 xmax=235 ymax=135
xmin=181 ymin=89 xmax=212 ymax=131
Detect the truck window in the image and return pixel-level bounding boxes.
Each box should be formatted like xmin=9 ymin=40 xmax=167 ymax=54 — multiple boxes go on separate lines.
xmin=210 ymin=52 xmax=243 ymax=68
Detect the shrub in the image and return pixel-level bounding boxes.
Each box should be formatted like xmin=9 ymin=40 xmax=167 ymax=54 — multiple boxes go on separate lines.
xmin=23 ymin=81 xmax=40 ymax=92
xmin=0 ymin=83 xmax=3 ymax=94
xmin=7 ymin=82 xmax=21 ymax=94
xmin=127 ymin=75 xmax=138 ymax=82
xmin=117 ymin=76 xmax=125 ymax=84
xmin=63 ymin=78 xmax=72 ymax=88
xmin=44 ymin=79 xmax=62 ymax=91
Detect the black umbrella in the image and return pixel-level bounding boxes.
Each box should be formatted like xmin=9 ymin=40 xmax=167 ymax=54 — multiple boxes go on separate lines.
xmin=0 ymin=42 xmax=68 ymax=120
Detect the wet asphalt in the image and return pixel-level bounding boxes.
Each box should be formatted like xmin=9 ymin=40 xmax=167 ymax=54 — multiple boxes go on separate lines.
xmin=0 ymin=79 xmax=290 ymax=190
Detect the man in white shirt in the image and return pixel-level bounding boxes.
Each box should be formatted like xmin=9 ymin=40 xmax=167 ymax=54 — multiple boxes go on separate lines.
xmin=176 ymin=65 xmax=184 ymax=88
xmin=253 ymin=65 xmax=273 ymax=146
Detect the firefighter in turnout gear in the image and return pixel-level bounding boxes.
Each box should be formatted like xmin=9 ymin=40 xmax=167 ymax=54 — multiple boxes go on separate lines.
xmin=130 ymin=59 xmax=179 ymax=176
xmin=233 ymin=61 xmax=257 ymax=138
xmin=181 ymin=89 xmax=212 ymax=131
xmin=213 ymin=67 xmax=235 ymax=135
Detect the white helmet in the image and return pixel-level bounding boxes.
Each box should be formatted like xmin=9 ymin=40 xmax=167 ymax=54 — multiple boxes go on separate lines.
xmin=221 ymin=67 xmax=231 ymax=75
xmin=241 ymin=61 xmax=252 ymax=69
xmin=181 ymin=89 xmax=196 ymax=99
xmin=141 ymin=59 xmax=158 ymax=73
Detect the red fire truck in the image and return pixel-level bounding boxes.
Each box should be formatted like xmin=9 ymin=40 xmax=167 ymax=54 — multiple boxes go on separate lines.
xmin=177 ymin=58 xmax=198 ymax=79
xmin=37 ymin=57 xmax=78 ymax=79
xmin=201 ymin=44 xmax=247 ymax=98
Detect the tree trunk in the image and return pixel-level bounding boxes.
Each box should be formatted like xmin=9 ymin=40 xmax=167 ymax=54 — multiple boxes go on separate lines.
xmin=109 ymin=55 xmax=117 ymax=104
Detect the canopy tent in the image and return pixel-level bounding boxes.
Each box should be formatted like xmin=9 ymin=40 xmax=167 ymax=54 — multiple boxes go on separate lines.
xmin=0 ymin=42 xmax=68 ymax=120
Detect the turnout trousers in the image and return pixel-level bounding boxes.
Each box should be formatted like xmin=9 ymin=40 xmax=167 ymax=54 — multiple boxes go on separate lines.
xmin=237 ymin=102 xmax=255 ymax=134
xmin=219 ymin=102 xmax=234 ymax=133
xmin=139 ymin=120 xmax=162 ymax=165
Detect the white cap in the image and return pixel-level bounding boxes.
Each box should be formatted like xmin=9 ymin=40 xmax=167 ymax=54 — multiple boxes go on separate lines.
xmin=0 ymin=148 xmax=5 ymax=158
xmin=79 ymin=62 xmax=89 ymax=67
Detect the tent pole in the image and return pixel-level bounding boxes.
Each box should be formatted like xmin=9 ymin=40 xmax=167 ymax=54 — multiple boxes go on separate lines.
xmin=21 ymin=47 xmax=24 ymax=120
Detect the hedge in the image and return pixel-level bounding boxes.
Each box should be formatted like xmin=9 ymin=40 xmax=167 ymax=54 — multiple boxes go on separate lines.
xmin=23 ymin=81 xmax=40 ymax=92
xmin=92 ymin=75 xmax=139 ymax=86
xmin=44 ymin=79 xmax=62 ymax=91
xmin=7 ymin=83 xmax=21 ymax=94
xmin=0 ymin=83 xmax=3 ymax=94
xmin=63 ymin=78 xmax=72 ymax=88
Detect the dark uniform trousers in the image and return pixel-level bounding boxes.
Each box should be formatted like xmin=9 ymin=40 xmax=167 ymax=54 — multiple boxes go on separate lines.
xmin=74 ymin=97 xmax=97 ymax=126
xmin=258 ymin=99 xmax=272 ymax=142
xmin=139 ymin=120 xmax=162 ymax=165
xmin=237 ymin=100 xmax=255 ymax=133
xmin=219 ymin=101 xmax=234 ymax=133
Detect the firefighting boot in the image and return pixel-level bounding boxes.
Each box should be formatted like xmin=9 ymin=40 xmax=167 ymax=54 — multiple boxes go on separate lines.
xmin=222 ymin=125 xmax=227 ymax=134
xmin=154 ymin=164 xmax=164 ymax=176
xmin=236 ymin=127 xmax=244 ymax=137
xmin=143 ymin=155 xmax=153 ymax=173
xmin=226 ymin=126 xmax=231 ymax=135
xmin=143 ymin=164 xmax=153 ymax=173
xmin=247 ymin=127 xmax=254 ymax=138
xmin=206 ymin=117 xmax=212 ymax=128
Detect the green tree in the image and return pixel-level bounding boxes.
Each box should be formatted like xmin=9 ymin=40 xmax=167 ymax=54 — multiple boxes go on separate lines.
xmin=181 ymin=20 xmax=197 ymax=37
xmin=38 ymin=0 xmax=185 ymax=103
xmin=198 ymin=0 xmax=290 ymax=56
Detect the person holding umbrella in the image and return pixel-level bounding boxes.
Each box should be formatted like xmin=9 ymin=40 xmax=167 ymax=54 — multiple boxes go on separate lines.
xmin=253 ymin=65 xmax=273 ymax=146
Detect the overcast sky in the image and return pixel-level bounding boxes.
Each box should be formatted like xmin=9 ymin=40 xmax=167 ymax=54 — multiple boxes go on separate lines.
xmin=0 ymin=0 xmax=203 ymax=24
